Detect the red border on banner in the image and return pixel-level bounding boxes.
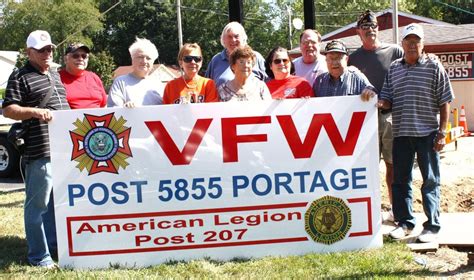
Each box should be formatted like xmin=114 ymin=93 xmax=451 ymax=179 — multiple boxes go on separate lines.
xmin=67 ymin=202 xmax=309 ymax=256
xmin=348 ymin=197 xmax=372 ymax=237
xmin=67 ymin=198 xmax=373 ymax=256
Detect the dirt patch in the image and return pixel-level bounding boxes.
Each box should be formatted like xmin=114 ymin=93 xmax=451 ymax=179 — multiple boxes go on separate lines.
xmin=379 ymin=136 xmax=474 ymax=213
xmin=379 ymin=136 xmax=474 ymax=278
xmin=414 ymin=247 xmax=474 ymax=278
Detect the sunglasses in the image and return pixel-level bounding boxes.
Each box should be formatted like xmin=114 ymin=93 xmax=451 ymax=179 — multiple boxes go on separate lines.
xmin=71 ymin=53 xmax=88 ymax=59
xmin=35 ymin=47 xmax=54 ymax=53
xmin=360 ymin=23 xmax=378 ymax=30
xmin=183 ymin=56 xmax=202 ymax=63
xmin=273 ymin=58 xmax=289 ymax=64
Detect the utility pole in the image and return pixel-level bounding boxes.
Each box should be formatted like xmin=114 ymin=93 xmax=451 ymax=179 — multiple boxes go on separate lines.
xmin=177 ymin=0 xmax=183 ymax=49
xmin=303 ymin=0 xmax=315 ymax=29
xmin=287 ymin=5 xmax=293 ymax=49
xmin=228 ymin=0 xmax=244 ymax=23
xmin=392 ymin=0 xmax=399 ymax=45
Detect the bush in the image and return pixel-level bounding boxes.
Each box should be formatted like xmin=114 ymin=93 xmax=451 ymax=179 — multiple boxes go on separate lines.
xmin=87 ymin=51 xmax=116 ymax=91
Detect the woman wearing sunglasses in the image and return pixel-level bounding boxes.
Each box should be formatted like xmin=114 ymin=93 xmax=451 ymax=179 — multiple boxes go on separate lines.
xmin=163 ymin=43 xmax=218 ymax=104
xmin=265 ymin=47 xmax=313 ymax=99
xmin=59 ymin=43 xmax=107 ymax=109
xmin=218 ymin=45 xmax=271 ymax=102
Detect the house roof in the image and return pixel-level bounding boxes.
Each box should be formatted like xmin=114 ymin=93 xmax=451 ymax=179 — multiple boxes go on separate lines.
xmin=322 ymin=8 xmax=454 ymax=41
xmin=0 ymin=51 xmax=19 ymax=64
xmin=333 ymin=23 xmax=474 ymax=51
xmin=113 ymin=64 xmax=180 ymax=82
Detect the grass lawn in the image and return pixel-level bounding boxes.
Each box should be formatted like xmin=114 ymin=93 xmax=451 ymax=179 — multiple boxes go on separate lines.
xmin=1 ymin=191 xmax=431 ymax=279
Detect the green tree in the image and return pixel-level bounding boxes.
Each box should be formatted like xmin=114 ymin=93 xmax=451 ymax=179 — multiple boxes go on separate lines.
xmin=94 ymin=0 xmax=178 ymax=67
xmin=94 ymin=0 xmax=284 ymax=71
xmin=179 ymin=0 xmax=285 ymax=65
xmin=281 ymin=0 xmax=416 ymax=36
xmin=0 ymin=0 xmax=103 ymax=56
xmin=87 ymin=50 xmax=116 ymax=90
xmin=408 ymin=0 xmax=473 ymax=24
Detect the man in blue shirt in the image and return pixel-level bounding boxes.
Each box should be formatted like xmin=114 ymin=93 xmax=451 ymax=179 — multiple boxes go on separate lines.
xmin=313 ymin=40 xmax=375 ymax=98
xmin=205 ymin=22 xmax=267 ymax=88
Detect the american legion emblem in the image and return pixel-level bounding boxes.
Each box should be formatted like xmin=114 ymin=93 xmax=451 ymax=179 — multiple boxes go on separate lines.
xmin=305 ymin=195 xmax=352 ymax=245
xmin=70 ymin=113 xmax=132 ymax=175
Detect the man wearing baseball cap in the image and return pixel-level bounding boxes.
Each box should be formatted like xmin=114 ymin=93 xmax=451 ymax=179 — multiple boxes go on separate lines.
xmin=2 ymin=30 xmax=69 ymax=269
xmin=378 ymin=23 xmax=454 ymax=242
xmin=349 ymin=10 xmax=404 ymax=223
xmin=312 ymin=39 xmax=375 ymax=99
xmin=59 ymin=43 xmax=107 ymax=109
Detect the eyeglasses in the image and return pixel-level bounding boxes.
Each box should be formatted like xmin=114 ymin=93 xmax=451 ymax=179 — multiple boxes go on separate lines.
xmin=71 ymin=53 xmax=88 ymax=59
xmin=403 ymin=38 xmax=422 ymax=46
xmin=360 ymin=23 xmax=378 ymax=30
xmin=302 ymin=39 xmax=318 ymax=46
xmin=183 ymin=56 xmax=202 ymax=63
xmin=273 ymin=58 xmax=289 ymax=64
xmin=236 ymin=58 xmax=254 ymax=66
xmin=35 ymin=46 xmax=54 ymax=53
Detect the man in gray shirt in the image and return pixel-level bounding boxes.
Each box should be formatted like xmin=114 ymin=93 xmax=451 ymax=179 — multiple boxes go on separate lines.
xmin=349 ymin=10 xmax=403 ymax=222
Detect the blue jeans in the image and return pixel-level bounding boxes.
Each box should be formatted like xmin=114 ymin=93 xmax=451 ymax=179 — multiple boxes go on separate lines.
xmin=24 ymin=157 xmax=57 ymax=266
xmin=392 ymin=132 xmax=441 ymax=232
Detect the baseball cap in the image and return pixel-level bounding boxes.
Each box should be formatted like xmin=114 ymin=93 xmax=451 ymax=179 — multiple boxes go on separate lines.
xmin=26 ymin=30 xmax=56 ymax=50
xmin=402 ymin=23 xmax=424 ymax=40
xmin=323 ymin=40 xmax=347 ymax=55
xmin=65 ymin=43 xmax=90 ymax=54
xmin=357 ymin=10 xmax=377 ymax=27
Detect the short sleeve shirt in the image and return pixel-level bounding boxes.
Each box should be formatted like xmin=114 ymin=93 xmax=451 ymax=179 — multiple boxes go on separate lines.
xmin=379 ymin=55 xmax=455 ymax=137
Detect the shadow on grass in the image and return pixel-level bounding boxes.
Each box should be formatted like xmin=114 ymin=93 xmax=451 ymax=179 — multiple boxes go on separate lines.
xmin=0 ymin=235 xmax=28 ymax=269
xmin=0 ymin=199 xmax=24 ymax=208
xmin=436 ymin=263 xmax=474 ymax=277
xmin=163 ymin=256 xmax=252 ymax=266
xmin=0 ymin=190 xmax=24 ymax=208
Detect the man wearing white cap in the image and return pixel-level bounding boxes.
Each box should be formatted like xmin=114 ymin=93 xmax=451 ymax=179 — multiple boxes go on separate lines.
xmin=378 ymin=23 xmax=454 ymax=242
xmin=2 ymin=30 xmax=69 ymax=268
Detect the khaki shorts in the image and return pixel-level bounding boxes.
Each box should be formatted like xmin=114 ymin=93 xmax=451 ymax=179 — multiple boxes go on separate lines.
xmin=378 ymin=111 xmax=393 ymax=164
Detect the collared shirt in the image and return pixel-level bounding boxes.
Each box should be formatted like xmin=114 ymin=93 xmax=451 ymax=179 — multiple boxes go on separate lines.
xmin=312 ymin=68 xmax=374 ymax=97
xmin=380 ymin=55 xmax=454 ymax=137
xmin=205 ymin=49 xmax=268 ymax=88
xmin=3 ymin=62 xmax=70 ymax=161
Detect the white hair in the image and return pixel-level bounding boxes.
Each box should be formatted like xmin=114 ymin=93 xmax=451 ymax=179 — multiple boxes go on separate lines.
xmin=220 ymin=21 xmax=248 ymax=48
xmin=128 ymin=37 xmax=159 ymax=62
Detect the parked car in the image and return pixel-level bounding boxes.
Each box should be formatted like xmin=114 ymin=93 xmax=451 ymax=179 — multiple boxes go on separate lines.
xmin=0 ymin=99 xmax=22 ymax=178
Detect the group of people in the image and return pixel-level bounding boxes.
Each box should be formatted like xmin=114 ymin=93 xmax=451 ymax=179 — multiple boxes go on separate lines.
xmin=2 ymin=10 xmax=453 ymax=269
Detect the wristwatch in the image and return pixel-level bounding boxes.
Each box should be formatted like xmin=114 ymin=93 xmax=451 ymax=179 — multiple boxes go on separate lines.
xmin=437 ymin=130 xmax=447 ymax=137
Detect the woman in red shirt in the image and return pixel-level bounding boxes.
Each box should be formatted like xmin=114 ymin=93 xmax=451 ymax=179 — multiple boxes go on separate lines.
xmin=265 ymin=47 xmax=313 ymax=99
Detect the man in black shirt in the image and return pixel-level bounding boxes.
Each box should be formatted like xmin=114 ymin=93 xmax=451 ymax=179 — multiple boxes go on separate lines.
xmin=3 ymin=30 xmax=69 ymax=269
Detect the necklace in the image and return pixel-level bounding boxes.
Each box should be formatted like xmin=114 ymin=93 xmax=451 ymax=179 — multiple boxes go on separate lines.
xmin=182 ymin=75 xmax=198 ymax=89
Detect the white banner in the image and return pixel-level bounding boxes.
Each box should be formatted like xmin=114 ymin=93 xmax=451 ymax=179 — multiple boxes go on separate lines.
xmin=49 ymin=96 xmax=381 ymax=269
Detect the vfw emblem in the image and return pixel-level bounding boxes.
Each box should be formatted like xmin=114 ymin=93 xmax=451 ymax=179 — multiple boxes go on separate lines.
xmin=69 ymin=113 xmax=132 ymax=175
